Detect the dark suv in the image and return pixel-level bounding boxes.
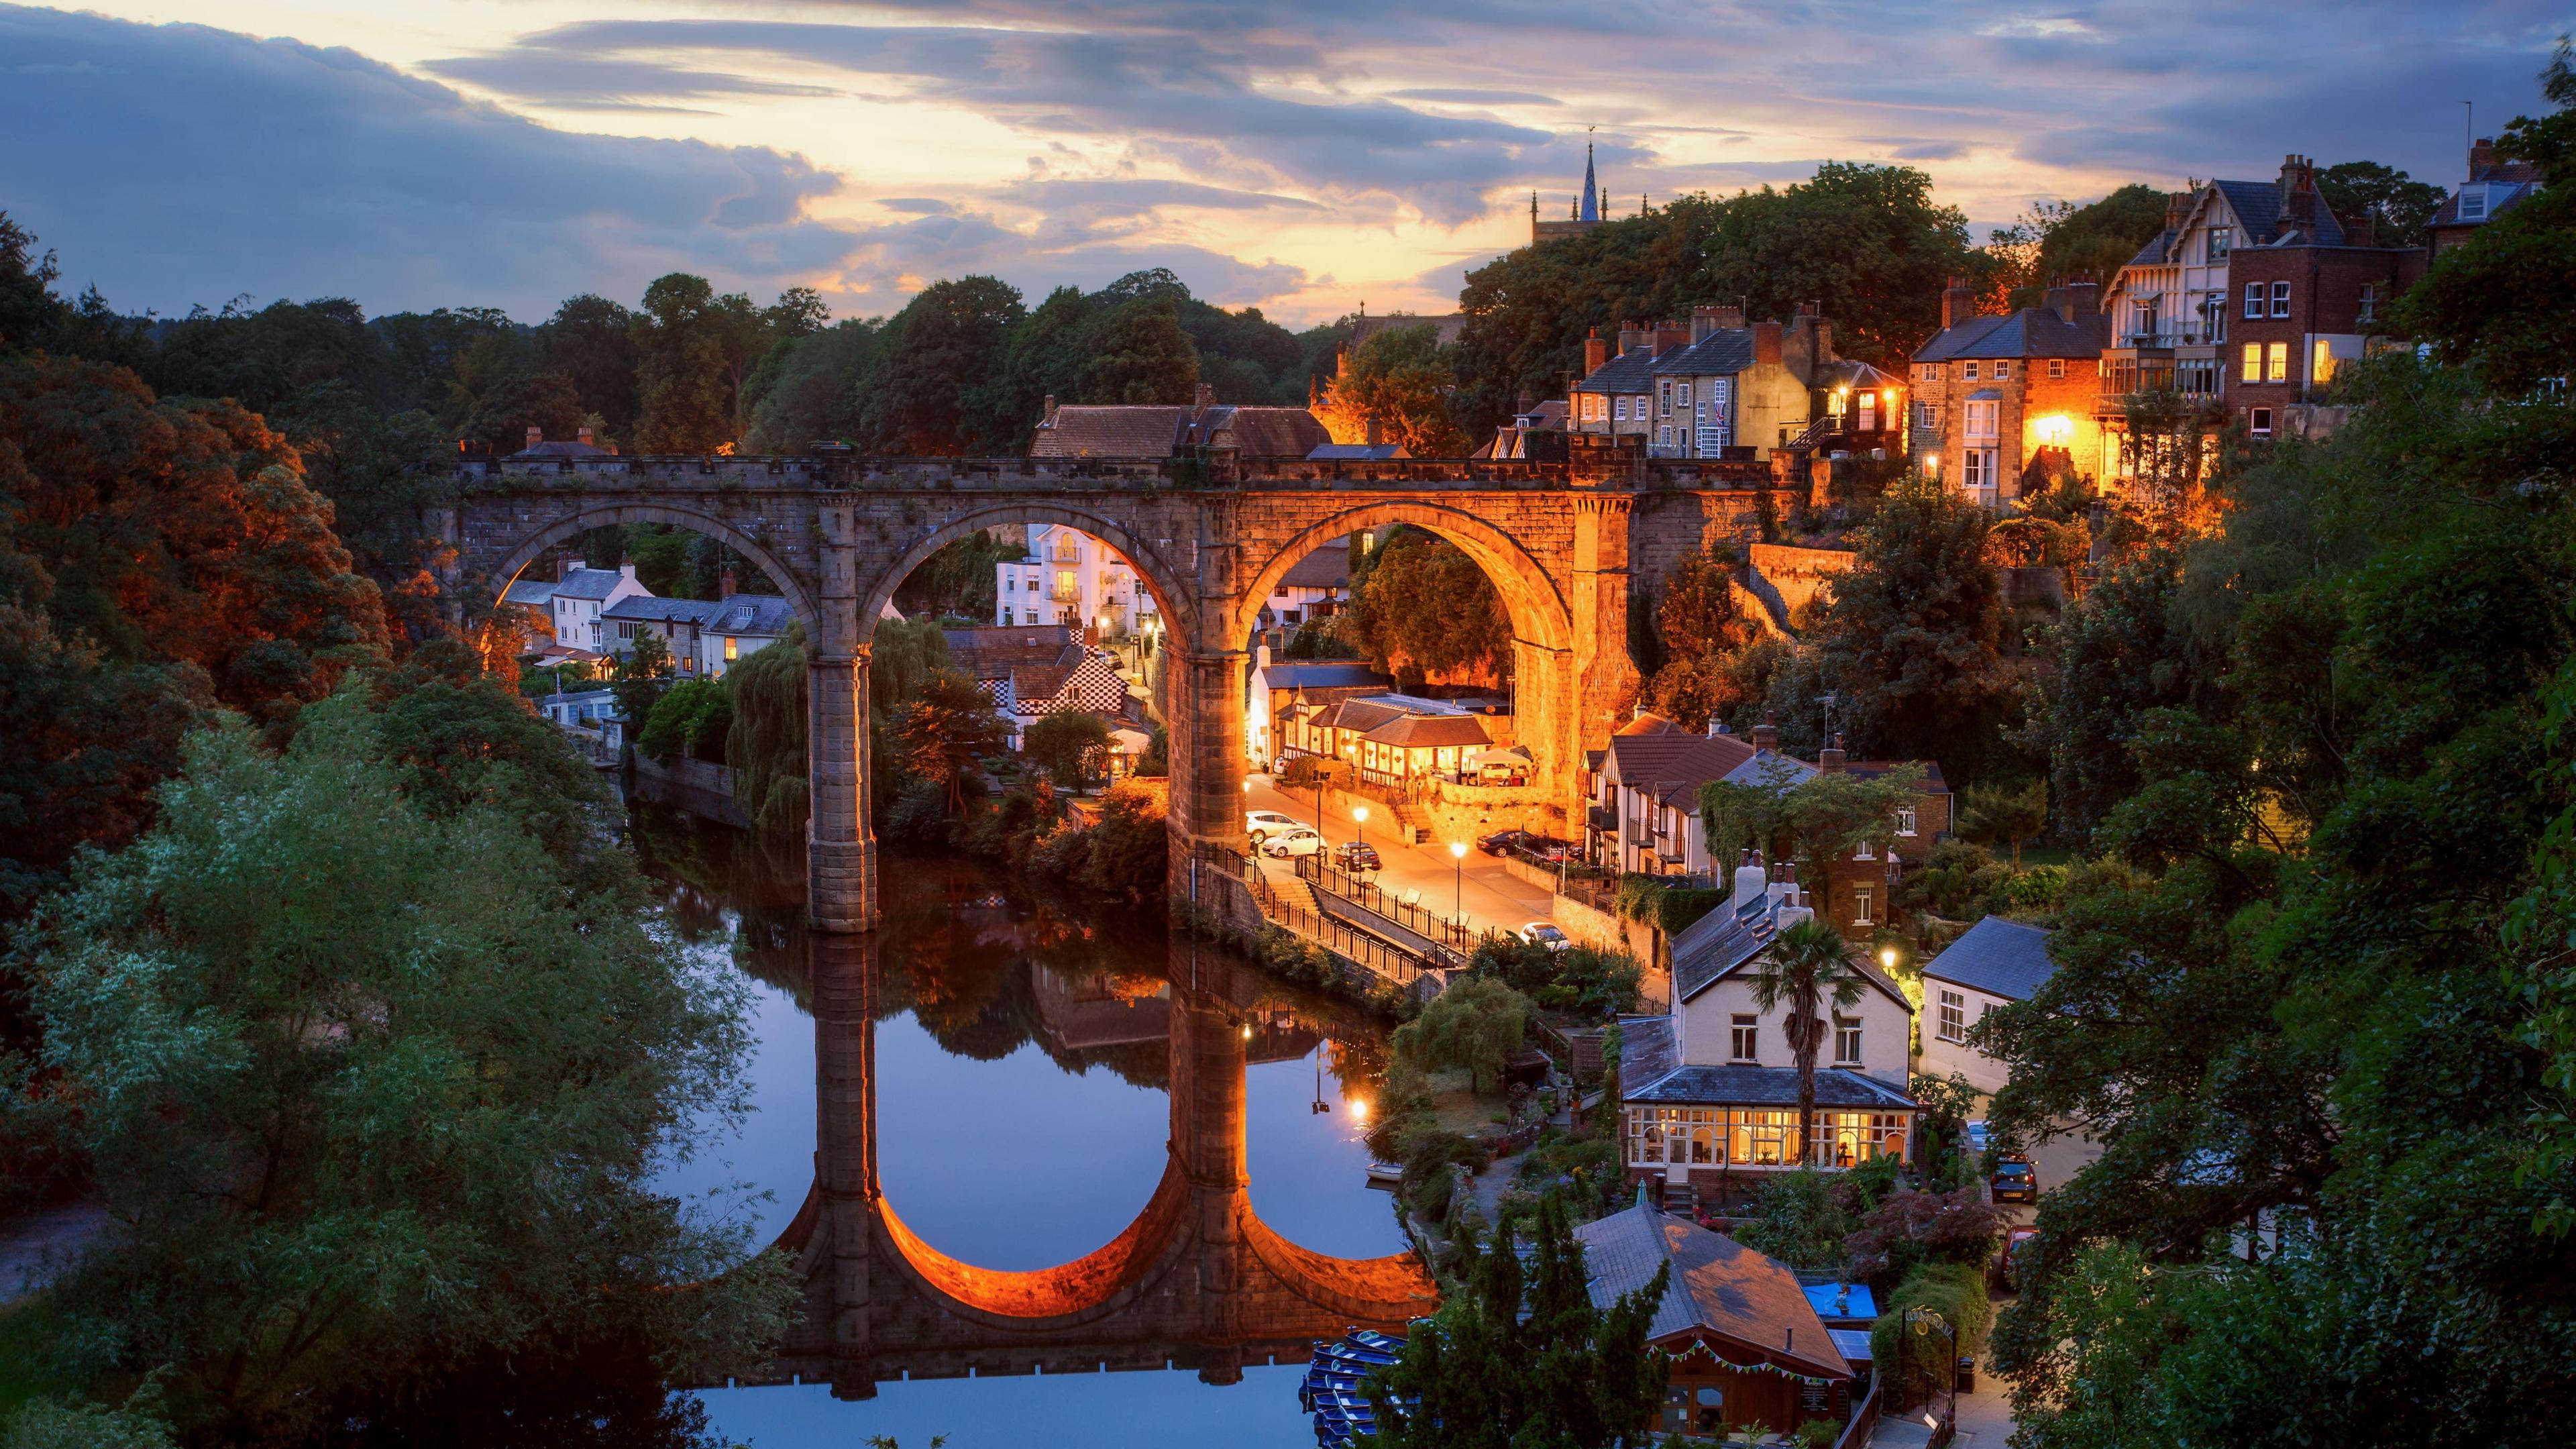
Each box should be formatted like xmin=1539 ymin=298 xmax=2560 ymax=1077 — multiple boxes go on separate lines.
xmin=1990 ymin=1157 xmax=2039 ymax=1205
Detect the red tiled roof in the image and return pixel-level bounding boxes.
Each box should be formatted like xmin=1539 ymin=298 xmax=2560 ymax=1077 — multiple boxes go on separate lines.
xmin=1364 ymin=714 xmax=1491 ymax=748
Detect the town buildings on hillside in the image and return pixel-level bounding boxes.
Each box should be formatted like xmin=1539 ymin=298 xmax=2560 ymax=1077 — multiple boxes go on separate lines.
xmin=998 ymin=523 xmax=1161 ymax=643
xmin=942 ymin=623 xmax=1130 ymax=749
xmin=2429 ymin=136 xmax=2541 ymax=254
xmin=1908 ymin=281 xmax=2110 ymax=503
xmin=1568 ymin=307 xmax=1860 ymax=462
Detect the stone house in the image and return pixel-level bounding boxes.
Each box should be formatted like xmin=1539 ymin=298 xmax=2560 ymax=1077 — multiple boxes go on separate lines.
xmin=694 ymin=593 xmax=798 ymax=680
xmin=1909 ymin=281 xmax=2109 ymax=504
xmin=1028 ymin=386 xmax=1329 ymax=459
xmin=1570 ymin=307 xmax=1837 ymax=462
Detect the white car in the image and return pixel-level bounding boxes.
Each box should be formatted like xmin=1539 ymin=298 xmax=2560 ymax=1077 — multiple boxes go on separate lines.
xmin=1265 ymin=827 xmax=1326 ymax=859
xmin=1245 ymin=810 xmax=1302 ymax=844
xmin=1519 ymin=921 xmax=1571 ymax=952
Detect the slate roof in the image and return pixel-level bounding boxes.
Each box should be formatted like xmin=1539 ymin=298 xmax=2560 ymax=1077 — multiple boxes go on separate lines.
xmin=1260 ymin=661 xmax=1387 ymax=692
xmin=1617 ymin=1013 xmax=1679 ymax=1087
xmin=1572 ymin=345 xmax=1664 ymax=396
xmin=701 ymin=595 xmax=798 ymax=637
xmin=2430 ymin=160 xmax=2542 ymax=229
xmin=1574 ymin=1206 xmax=1851 ymax=1379
xmin=2127 ymin=227 xmax=2179 ymax=269
xmin=1222 ymin=407 xmax=1334 ymax=457
xmin=502 ymin=579 xmax=558 ymax=606
xmin=1279 ymin=543 xmax=1351 ymax=590
xmin=1625 ymin=1064 xmax=1919 ymax=1112
xmin=944 ymin=625 xmax=1081 ymax=680
xmin=1650 ymin=329 xmax=1756 ymax=378
xmin=551 ymin=568 xmax=631 ymax=601
xmin=604 ymin=595 xmax=720 ymax=625
xmin=2212 ymin=178 xmax=2345 ymax=246
xmin=1913 ymin=307 xmax=2111 ymax=363
xmin=1364 ymin=713 xmax=1490 ymax=749
xmin=1921 ymin=914 xmax=2056 ymax=1002
xmin=1670 ymin=892 xmax=1910 ymax=1011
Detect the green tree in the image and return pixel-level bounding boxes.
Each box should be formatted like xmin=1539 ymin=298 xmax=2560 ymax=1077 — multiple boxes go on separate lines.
xmin=741 ymin=319 xmax=882 ymax=451
xmin=899 ymin=669 xmax=1010 ymax=814
xmin=723 ymin=623 xmax=808 ymax=837
xmin=458 ymin=369 xmax=586 ymax=453
xmin=1648 ymin=545 xmax=1762 ymax=728
xmin=1957 ymin=777 xmax=2047 ymax=868
xmin=1983 ymin=185 xmax=2171 ymax=311
xmin=859 ymin=276 xmax=1026 ymax=455
xmin=1339 ymin=526 xmax=1513 ymax=688
xmin=1390 ymin=975 xmax=1532 ymax=1093
xmin=1750 ymin=918 xmax=1867 ymax=1162
xmin=631 ymin=273 xmax=735 ymax=453
xmin=1023 ymin=710 xmax=1111 ymax=788
xmin=268 ymin=381 xmax=452 ymax=643
xmin=1701 ymin=759 xmax=1926 ymax=894
xmin=1364 ymin=1195 xmax=1669 ymax=1447
xmin=1077 ymin=294 xmax=1199 ymax=405
xmin=538 ymin=293 xmax=641 ymax=441
xmin=2314 ymin=160 xmax=2450 ymax=248
xmin=1313 ymin=323 xmax=1464 ymax=455
xmin=609 ymin=630 xmax=674 ymax=731
xmin=17 ymin=696 xmax=790 ymax=1438
xmin=639 ymin=678 xmax=735 ymax=763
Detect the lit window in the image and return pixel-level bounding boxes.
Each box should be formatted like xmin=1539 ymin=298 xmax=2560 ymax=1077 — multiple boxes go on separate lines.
xmin=2242 ymin=343 xmax=2263 ymax=383
xmin=1937 ymin=989 xmax=1965 ymax=1042
xmin=2244 ymin=282 xmax=2264 ymax=320
xmin=2210 ymin=228 xmax=2231 ymax=260
xmin=2251 ymin=407 xmax=2275 ymax=437
xmin=2048 ymin=359 xmax=2065 ymax=380
xmin=2270 ymin=281 xmax=2292 ymax=319
xmin=2312 ymin=339 xmax=2336 ymax=386
xmin=1730 ymin=1014 xmax=1758 ymax=1061
xmin=2267 ymin=343 xmax=2289 ymax=382
xmin=1834 ymin=1017 xmax=1863 ymax=1064
xmin=724 ymin=637 xmax=738 ymax=661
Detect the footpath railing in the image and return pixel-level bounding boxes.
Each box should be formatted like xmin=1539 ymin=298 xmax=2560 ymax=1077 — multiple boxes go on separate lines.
xmin=1190 ymin=845 xmax=1442 ymax=984
xmin=1832 ymin=1379 xmax=1882 ymax=1449
xmin=1295 ymin=855 xmax=1475 ymax=962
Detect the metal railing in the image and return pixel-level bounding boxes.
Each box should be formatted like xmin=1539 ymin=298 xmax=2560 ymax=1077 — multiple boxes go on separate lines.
xmin=1191 ymin=845 xmax=1440 ymax=983
xmin=1295 ymin=855 xmax=1474 ymax=963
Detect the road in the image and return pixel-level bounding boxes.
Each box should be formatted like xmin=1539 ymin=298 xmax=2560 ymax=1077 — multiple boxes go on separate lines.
xmin=1240 ymin=773 xmax=1559 ymax=944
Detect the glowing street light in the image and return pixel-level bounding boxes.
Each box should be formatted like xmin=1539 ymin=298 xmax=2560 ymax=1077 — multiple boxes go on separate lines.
xmin=1352 ymin=804 xmax=1368 ymax=851
xmin=1880 ymin=943 xmax=1901 ymax=971
xmin=1450 ymin=840 xmax=1469 ymax=929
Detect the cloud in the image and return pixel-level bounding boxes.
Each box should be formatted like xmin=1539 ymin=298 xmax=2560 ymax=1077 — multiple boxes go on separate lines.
xmin=0 ymin=5 xmax=857 ymax=319
xmin=826 ymin=208 xmax=1308 ymax=307
xmin=1392 ymin=88 xmax=1560 ymax=107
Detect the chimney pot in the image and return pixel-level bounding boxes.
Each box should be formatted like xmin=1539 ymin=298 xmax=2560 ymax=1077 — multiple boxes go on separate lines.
xmin=2469 ymin=136 xmax=2496 ymax=178
xmin=525 ymin=425 xmax=543 ymax=450
xmin=1042 ymin=394 xmax=1058 ymax=425
xmin=1752 ymin=320 xmax=1784 ymax=366
xmin=576 ymin=424 xmax=594 ymax=445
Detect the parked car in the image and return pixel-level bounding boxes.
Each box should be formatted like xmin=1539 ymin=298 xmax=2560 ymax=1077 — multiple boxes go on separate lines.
xmin=1334 ymin=841 xmax=1383 ymax=873
xmin=1246 ymin=810 xmax=1301 ymax=844
xmin=1990 ymin=1157 xmax=2039 ymax=1204
xmin=1524 ymin=835 xmax=1574 ymax=862
xmin=1994 ymin=1224 xmax=2041 ymax=1291
xmin=1265 ymin=828 xmax=1325 ymax=858
xmin=1477 ymin=828 xmax=1536 ymax=856
xmin=1518 ymin=921 xmax=1571 ymax=952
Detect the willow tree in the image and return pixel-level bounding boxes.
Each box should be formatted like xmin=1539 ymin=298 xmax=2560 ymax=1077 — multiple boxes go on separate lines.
xmin=723 ymin=622 xmax=806 ymax=836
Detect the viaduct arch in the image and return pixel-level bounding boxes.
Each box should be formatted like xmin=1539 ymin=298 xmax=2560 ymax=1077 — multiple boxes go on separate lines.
xmin=443 ymin=452 xmax=1772 ymax=930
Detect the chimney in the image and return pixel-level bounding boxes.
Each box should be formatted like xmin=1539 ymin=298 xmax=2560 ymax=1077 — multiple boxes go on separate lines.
xmin=525 ymin=425 xmax=543 ymax=451
xmin=619 ymin=559 xmax=637 ymax=584
xmin=1584 ymin=327 xmax=1609 ymax=373
xmin=1693 ymin=304 xmax=1745 ymax=340
xmin=576 ymin=424 xmax=594 ymax=445
xmin=1194 ymin=381 xmax=1215 ymax=408
xmin=2469 ymin=136 xmax=2495 ymax=180
xmin=719 ymin=566 xmax=737 ymax=600
xmin=2059 ymin=279 xmax=2099 ymax=321
xmin=1256 ymin=641 xmax=1272 ymax=672
xmin=561 ymin=555 xmax=584 ymax=582
xmin=1796 ymin=300 xmax=1820 ymax=317
xmin=1752 ymin=319 xmax=1784 ymax=366
xmin=1940 ymin=276 xmax=1975 ymax=331
xmin=1733 ymin=851 xmax=1768 ymax=910
xmin=2278 ymin=154 xmax=2318 ymax=236
xmin=2165 ymin=189 xmax=2192 ymax=232
xmin=1617 ymin=319 xmax=1647 ymax=356
xmin=1365 ymin=415 xmax=1385 ymax=447
xmin=1752 ymin=713 xmax=1778 ymax=751
xmin=1819 ymin=733 xmax=1847 ymax=773
xmin=1652 ymin=319 xmax=1690 ymax=356
xmin=2043 ymin=282 xmax=2071 ymax=319
xmin=1042 ymin=394 xmax=1059 ymax=426
xmin=2346 ymin=217 xmax=2376 ymax=248
xmin=1706 ymin=716 xmax=1723 ymax=738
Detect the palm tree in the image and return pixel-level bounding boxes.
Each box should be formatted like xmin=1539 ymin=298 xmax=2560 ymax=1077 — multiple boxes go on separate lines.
xmin=1750 ymin=918 xmax=1868 ymax=1167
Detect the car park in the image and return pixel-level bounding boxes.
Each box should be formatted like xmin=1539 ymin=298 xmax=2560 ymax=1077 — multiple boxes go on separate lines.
xmin=1518 ymin=921 xmax=1570 ymax=951
xmin=1334 ymin=841 xmax=1383 ymax=873
xmin=1990 ymin=1157 xmax=2039 ymax=1204
xmin=1246 ymin=810 xmax=1302 ymax=844
xmin=1265 ymin=828 xmax=1325 ymax=858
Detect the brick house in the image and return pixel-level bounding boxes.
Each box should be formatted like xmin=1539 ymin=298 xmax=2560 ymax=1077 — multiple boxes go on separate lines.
xmin=2430 ymin=137 xmax=2543 ymax=256
xmin=1907 ymin=282 xmax=2109 ymax=504
xmin=2222 ymin=237 xmax=2424 ymax=439
xmin=1571 ymin=307 xmax=1839 ymax=462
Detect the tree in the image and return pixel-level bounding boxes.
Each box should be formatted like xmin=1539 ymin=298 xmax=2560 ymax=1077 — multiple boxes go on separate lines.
xmin=899 ymin=670 xmax=1010 ymax=814
xmin=639 ymin=678 xmax=734 ymax=763
xmin=2314 ymin=160 xmax=2450 ymax=248
xmin=1077 ymin=294 xmax=1199 ymax=405
xmin=1390 ymin=975 xmax=1532 ymax=1093
xmin=1701 ymin=760 xmax=1926 ymax=894
xmin=1842 ymin=1186 xmax=2003 ymax=1283
xmin=1750 ymin=918 xmax=1868 ymax=1163
xmin=1023 ymin=710 xmax=1112 ymax=788
xmin=1338 ymin=526 xmax=1513 ymax=688
xmin=608 ymin=631 xmax=673 ymax=732
xmin=1312 ymin=323 xmax=1465 ymax=455
xmin=741 ymin=319 xmax=881 ymax=451
xmin=858 ymin=276 xmax=1026 ymax=455
xmin=17 ymin=696 xmax=791 ymax=1438
xmin=724 ymin=623 xmax=808 ymax=837
xmin=1364 ymin=1195 xmax=1669 ymax=1448
xmin=268 ymin=381 xmax=452 ymax=643
xmin=1957 ymin=777 xmax=2047 ymax=868
xmin=1647 ymin=545 xmax=1763 ymax=729
xmin=458 ymin=370 xmax=586 ymax=453
xmin=631 ymin=273 xmax=735 ymax=453
xmin=1982 ymin=186 xmax=2169 ymax=313
xmin=539 ymin=294 xmax=641 ymax=441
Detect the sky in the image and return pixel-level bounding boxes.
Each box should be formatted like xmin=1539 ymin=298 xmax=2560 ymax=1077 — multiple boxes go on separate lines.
xmin=1 ymin=2 xmax=2565 ymax=329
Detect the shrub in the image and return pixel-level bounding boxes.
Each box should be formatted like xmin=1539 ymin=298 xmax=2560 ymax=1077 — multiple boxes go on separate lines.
xmin=637 ymin=678 xmax=733 ymax=763
xmin=1843 ymin=1186 xmax=2004 ymax=1285
xmin=1468 ymin=934 xmax=1642 ymax=1018
xmin=1391 ymin=975 xmax=1532 ymax=1091
xmin=1869 ymin=1261 xmax=1996 ymax=1409
xmin=1734 ymin=1169 xmax=1863 ymax=1273
xmin=1023 ymin=710 xmax=1112 ymax=788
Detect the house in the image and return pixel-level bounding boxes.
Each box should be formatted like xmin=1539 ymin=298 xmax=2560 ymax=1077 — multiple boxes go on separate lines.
xmin=1255 ymin=540 xmax=1352 ymax=631
xmin=602 ymin=594 xmax=716 ymax=672
xmin=694 ymin=593 xmax=797 ymax=680
xmin=943 ymin=623 xmax=1130 ymax=748
xmin=1585 ymin=716 xmax=1950 ymax=933
xmin=1915 ymin=915 xmax=2057 ymax=1097
xmin=506 ymin=425 xmax=616 ymax=462
xmin=543 ymin=559 xmax=650 ymax=653
xmin=1804 ymin=356 xmax=1909 ymax=457
xmin=1479 ymin=398 xmax=1568 ymax=460
xmin=2430 ymin=136 xmax=2543 ymax=255
xmin=1569 ymin=307 xmax=1845 ymax=463
xmin=1618 ymin=861 xmax=1921 ymax=1209
xmin=998 ymin=523 xmax=1161 ymax=644
xmin=1277 ymin=692 xmax=1503 ymax=786
xmin=499 ymin=576 xmax=560 ymax=646
xmin=1909 ymin=280 xmax=2110 ymax=504
xmin=1028 ymin=386 xmax=1329 ymax=459
xmin=1244 ymin=645 xmax=1391 ymax=768
xmin=2221 ymin=229 xmax=2423 ymax=440
xmin=1576 ymin=1205 xmax=1856 ymax=1438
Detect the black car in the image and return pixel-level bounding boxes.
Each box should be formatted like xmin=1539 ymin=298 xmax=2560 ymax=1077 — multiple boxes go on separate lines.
xmin=1334 ymin=841 xmax=1383 ymax=873
xmin=1990 ymin=1157 xmax=2039 ymax=1204
xmin=1477 ymin=828 xmax=1534 ymax=856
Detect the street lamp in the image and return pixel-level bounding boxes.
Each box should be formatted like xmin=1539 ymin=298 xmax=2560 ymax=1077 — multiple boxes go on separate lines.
xmin=1450 ymin=840 xmax=1468 ymax=935
xmin=1880 ymin=943 xmax=1901 ymax=972
xmin=1904 ymin=1306 xmax=1958 ymax=1432
xmin=1352 ymin=804 xmax=1368 ymax=851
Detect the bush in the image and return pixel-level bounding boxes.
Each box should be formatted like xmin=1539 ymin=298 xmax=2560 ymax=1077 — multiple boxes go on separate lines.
xmin=1869 ymin=1261 xmax=1996 ymax=1409
xmin=1734 ymin=1169 xmax=1865 ymax=1273
xmin=1468 ymin=934 xmax=1642 ymax=1019
xmin=1843 ymin=1186 xmax=2004 ymax=1285
xmin=1023 ymin=710 xmax=1112 ymax=788
xmin=637 ymin=678 xmax=733 ymax=763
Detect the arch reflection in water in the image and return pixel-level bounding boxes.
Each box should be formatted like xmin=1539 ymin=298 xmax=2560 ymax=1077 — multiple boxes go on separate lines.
xmin=758 ymin=930 xmax=1438 ymax=1399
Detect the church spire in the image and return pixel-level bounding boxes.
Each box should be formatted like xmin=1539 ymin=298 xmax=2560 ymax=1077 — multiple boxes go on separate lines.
xmin=1578 ymin=132 xmax=1599 ymax=223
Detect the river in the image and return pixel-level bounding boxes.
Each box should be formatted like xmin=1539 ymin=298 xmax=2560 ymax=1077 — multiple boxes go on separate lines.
xmin=630 ymin=801 xmax=1411 ymax=1447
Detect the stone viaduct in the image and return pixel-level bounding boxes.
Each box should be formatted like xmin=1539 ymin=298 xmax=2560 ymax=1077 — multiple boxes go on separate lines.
xmin=439 ymin=450 xmax=1775 ymax=930
xmin=738 ymin=930 xmax=1439 ymax=1397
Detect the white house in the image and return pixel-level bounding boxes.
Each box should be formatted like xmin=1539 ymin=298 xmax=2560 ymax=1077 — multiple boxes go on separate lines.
xmin=694 ymin=594 xmax=798 ymax=680
xmin=1254 ymin=540 xmax=1352 ymax=633
xmin=996 ymin=524 xmax=1159 ymax=641
xmin=1242 ymin=644 xmax=1390 ymax=768
xmin=1617 ymin=858 xmax=1921 ymax=1209
xmin=1914 ymin=915 xmax=2057 ymax=1097
xmin=539 ymin=559 xmax=649 ymax=653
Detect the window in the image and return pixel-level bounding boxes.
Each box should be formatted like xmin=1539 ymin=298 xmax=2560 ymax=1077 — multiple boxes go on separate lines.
xmin=1963 ymin=362 xmax=1979 ymax=381
xmin=616 ymin=621 xmax=634 ymax=639
xmin=2457 ymin=186 xmax=2487 ymax=222
xmin=2048 ymin=358 xmax=2065 ymax=380
xmin=1963 ymin=449 xmax=1987 ymax=492
xmin=2267 ymin=342 xmax=2289 ymax=382
xmin=1964 ymin=400 xmax=1998 ymax=439
xmin=1677 ymin=381 xmax=1692 ymax=407
xmin=2244 ymin=281 xmax=2265 ymax=319
xmin=1833 ymin=1017 xmax=1863 ymax=1065
xmin=1937 ymin=989 xmax=1966 ymax=1042
xmin=2270 ymin=281 xmax=2292 ymax=319
xmin=2312 ymin=339 xmax=2336 ymax=386
xmin=2242 ymin=342 xmax=2263 ymax=383
xmin=1658 ymin=380 xmax=1670 ymax=415
xmin=1852 ymin=883 xmax=1876 ymax=925
xmin=1916 ymin=401 xmax=1937 ymax=430
xmin=1730 ymin=1014 xmax=1758 ymax=1061
xmin=1895 ymin=806 xmax=1917 ymax=836
xmin=724 ymin=637 xmax=738 ymax=661
xmin=1992 ymin=360 xmax=2010 ymax=380
xmin=2209 ymin=227 xmax=2231 ymax=260
xmin=1613 ymin=396 xmax=1628 ymax=421
xmin=2250 ymin=407 xmax=2275 ymax=437
xmin=2358 ymin=283 xmax=2379 ymax=325
xmin=1657 ymin=425 xmax=1670 ymax=446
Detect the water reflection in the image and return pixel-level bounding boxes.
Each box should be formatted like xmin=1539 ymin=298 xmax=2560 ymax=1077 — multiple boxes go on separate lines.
xmin=629 ymin=806 xmax=1432 ymax=1444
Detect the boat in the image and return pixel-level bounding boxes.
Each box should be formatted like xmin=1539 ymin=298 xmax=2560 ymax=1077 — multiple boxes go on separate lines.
xmin=1303 ymin=1330 xmax=1412 ymax=1447
xmin=1364 ymin=1161 xmax=1403 ymax=1189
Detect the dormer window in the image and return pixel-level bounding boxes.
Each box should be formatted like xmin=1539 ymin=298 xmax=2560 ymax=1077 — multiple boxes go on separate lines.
xmin=2458 ymin=186 xmax=2487 ymax=222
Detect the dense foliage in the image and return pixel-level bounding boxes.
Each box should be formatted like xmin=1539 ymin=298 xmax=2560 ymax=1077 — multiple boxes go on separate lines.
xmin=1339 ymin=526 xmax=1515 ymax=689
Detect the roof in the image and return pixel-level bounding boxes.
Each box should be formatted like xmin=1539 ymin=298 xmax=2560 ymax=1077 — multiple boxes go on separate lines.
xmin=700 ymin=595 xmax=798 ymax=637
xmin=1260 ymin=661 xmax=1387 ymax=692
xmin=1028 ymin=404 xmax=1328 ymax=458
xmin=1618 ymin=1014 xmax=1679 ymax=1086
xmin=502 ymin=579 xmax=558 ymax=606
xmin=1816 ymin=358 xmax=1902 ymax=390
xmin=1308 ymin=443 xmax=1409 ymax=461
xmin=1670 ymin=890 xmax=1910 ymax=1011
xmin=1650 ymin=329 xmax=1756 ymax=379
xmin=1921 ymin=914 xmax=2056 ymax=1002
xmin=551 ymin=568 xmax=631 ymax=601
xmin=1625 ymin=1063 xmax=1919 ymax=1112
xmin=603 ymin=594 xmax=719 ymax=625
xmin=944 ymin=623 xmax=1081 ymax=681
xmin=508 ymin=439 xmax=616 ymax=460
xmin=1010 ymin=661 xmax=1082 ymax=703
xmin=1222 ymin=407 xmax=1334 ymax=457
xmin=1515 ymin=399 xmax=1568 ymax=429
xmin=1602 ymin=729 xmax=1755 ymax=796
xmin=1803 ymin=1282 xmax=1878 ymax=1324
xmin=1279 ymin=543 xmax=1352 ymax=590
xmin=1913 ymin=306 xmax=2110 ymax=364
xmin=2127 ymin=226 xmax=2179 ymax=269
xmin=1829 ymin=1328 xmax=1876 ymax=1364
xmin=1364 ymin=713 xmax=1490 ymax=749
xmin=2431 ymin=163 xmax=2542 ymax=230
xmin=1572 ymin=344 xmax=1665 ymax=396
xmin=2212 ymin=178 xmax=2345 ymax=247
xmin=1574 ymin=1206 xmax=1851 ymax=1379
